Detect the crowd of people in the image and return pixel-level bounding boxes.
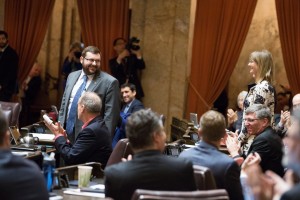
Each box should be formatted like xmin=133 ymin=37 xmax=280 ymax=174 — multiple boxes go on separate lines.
xmin=1 ymin=29 xmax=300 ymax=200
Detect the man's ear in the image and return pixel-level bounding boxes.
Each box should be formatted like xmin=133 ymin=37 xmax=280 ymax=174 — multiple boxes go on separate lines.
xmin=152 ymin=131 xmax=160 ymax=143
xmin=133 ymin=90 xmax=136 ymax=97
xmin=80 ymin=56 xmax=83 ymax=64
xmin=262 ymin=118 xmax=269 ymax=127
xmin=198 ymin=128 xmax=203 ymax=138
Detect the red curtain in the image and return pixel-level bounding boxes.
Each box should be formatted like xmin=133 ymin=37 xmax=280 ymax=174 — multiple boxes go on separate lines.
xmin=77 ymin=0 xmax=130 ymax=72
xmin=4 ymin=0 xmax=55 ymax=84
xmin=185 ymin=0 xmax=257 ymax=118
xmin=275 ymin=0 xmax=300 ymax=94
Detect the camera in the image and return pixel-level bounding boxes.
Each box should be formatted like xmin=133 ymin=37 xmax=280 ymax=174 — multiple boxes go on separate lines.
xmin=73 ymin=51 xmax=82 ymax=59
xmin=126 ymin=37 xmax=140 ymax=51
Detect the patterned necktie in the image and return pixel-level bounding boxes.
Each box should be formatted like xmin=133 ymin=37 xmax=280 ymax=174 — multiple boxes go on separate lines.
xmin=66 ymin=75 xmax=87 ymax=135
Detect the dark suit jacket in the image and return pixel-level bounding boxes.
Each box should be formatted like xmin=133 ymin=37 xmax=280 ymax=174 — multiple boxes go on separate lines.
xmin=58 ymin=70 xmax=120 ymax=141
xmin=179 ymin=141 xmax=244 ymax=200
xmin=247 ymin=126 xmax=284 ymax=177
xmin=121 ymin=99 xmax=144 ymax=114
xmin=109 ymin=54 xmax=145 ymax=99
xmin=280 ymin=183 xmax=300 ymax=200
xmin=104 ymin=150 xmax=197 ymax=200
xmin=0 ymin=149 xmax=48 ymax=200
xmin=0 ymin=45 xmax=19 ymax=101
xmin=55 ymin=116 xmax=112 ymax=167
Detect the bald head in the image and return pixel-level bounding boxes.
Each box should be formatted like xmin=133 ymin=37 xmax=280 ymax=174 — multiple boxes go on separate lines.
xmin=293 ymin=94 xmax=300 ymax=108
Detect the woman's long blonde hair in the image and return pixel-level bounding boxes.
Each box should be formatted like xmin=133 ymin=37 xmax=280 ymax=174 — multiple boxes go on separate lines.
xmin=249 ymin=50 xmax=274 ymax=84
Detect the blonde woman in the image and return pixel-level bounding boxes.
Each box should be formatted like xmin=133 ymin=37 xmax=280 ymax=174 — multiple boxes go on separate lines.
xmin=238 ymin=50 xmax=275 ymax=154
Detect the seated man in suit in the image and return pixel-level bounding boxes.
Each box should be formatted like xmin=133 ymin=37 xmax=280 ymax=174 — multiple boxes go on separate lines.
xmin=120 ymin=83 xmax=144 ymax=114
xmin=243 ymin=108 xmax=300 ymax=200
xmin=105 ymin=109 xmax=197 ymax=200
xmin=179 ymin=110 xmax=244 ymax=200
xmin=226 ymin=104 xmax=284 ymax=177
xmin=45 ymin=91 xmax=112 ymax=167
xmin=112 ymin=83 xmax=144 ymax=147
xmin=0 ymin=110 xmax=48 ymax=200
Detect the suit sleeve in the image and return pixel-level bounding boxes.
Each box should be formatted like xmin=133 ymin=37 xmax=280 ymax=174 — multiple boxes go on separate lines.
xmin=135 ymin=57 xmax=146 ymax=70
xmin=131 ymin=101 xmax=144 ymax=113
xmin=224 ymin=161 xmax=244 ymax=200
xmin=248 ymin=137 xmax=270 ymax=159
xmin=54 ymin=128 xmax=97 ymax=165
xmin=109 ymin=58 xmax=122 ymax=76
xmin=103 ymin=79 xmax=120 ymax=135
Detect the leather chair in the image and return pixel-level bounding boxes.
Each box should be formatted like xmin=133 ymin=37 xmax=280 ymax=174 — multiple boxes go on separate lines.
xmin=106 ymin=138 xmax=134 ymax=167
xmin=132 ymin=189 xmax=229 ymax=200
xmin=0 ymin=101 xmax=21 ymax=127
xmin=193 ymin=165 xmax=217 ymax=190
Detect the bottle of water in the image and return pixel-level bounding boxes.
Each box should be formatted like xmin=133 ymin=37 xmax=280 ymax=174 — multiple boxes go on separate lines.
xmin=42 ymin=151 xmax=56 ymax=192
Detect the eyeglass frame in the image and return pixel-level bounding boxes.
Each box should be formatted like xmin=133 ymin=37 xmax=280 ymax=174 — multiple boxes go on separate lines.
xmin=84 ymin=57 xmax=101 ymax=64
xmin=243 ymin=118 xmax=260 ymax=122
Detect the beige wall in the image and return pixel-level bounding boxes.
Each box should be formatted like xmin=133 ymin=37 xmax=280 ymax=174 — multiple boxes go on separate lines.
xmin=130 ymin=0 xmax=191 ymax=135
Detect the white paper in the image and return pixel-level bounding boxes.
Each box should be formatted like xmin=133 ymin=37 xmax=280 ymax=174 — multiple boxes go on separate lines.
xmin=90 ymin=184 xmax=105 ymax=190
xmin=30 ymin=133 xmax=55 ymax=140
xmin=63 ymin=189 xmax=105 ymax=198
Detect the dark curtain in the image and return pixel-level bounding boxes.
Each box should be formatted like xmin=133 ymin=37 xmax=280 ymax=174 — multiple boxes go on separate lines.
xmin=275 ymin=0 xmax=300 ymax=94
xmin=185 ymin=0 xmax=257 ymax=118
xmin=4 ymin=0 xmax=55 ymax=85
xmin=77 ymin=0 xmax=130 ymax=72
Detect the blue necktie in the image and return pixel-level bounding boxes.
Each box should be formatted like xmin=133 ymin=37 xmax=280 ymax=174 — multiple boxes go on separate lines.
xmin=124 ymin=104 xmax=130 ymax=114
xmin=66 ymin=75 xmax=87 ymax=135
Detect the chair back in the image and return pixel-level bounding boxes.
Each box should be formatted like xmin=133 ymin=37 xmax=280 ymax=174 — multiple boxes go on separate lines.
xmin=0 ymin=101 xmax=21 ymax=127
xmin=132 ymin=189 xmax=229 ymax=200
xmin=106 ymin=138 xmax=134 ymax=166
xmin=193 ymin=165 xmax=217 ymax=190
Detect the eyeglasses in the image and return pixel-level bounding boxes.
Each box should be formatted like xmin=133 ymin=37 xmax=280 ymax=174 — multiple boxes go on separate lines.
xmin=243 ymin=118 xmax=260 ymax=122
xmin=84 ymin=57 xmax=101 ymax=64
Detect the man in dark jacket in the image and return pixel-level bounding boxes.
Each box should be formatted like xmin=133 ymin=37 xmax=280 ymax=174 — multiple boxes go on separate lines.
xmin=227 ymin=104 xmax=284 ymax=177
xmin=45 ymin=91 xmax=112 ymax=167
xmin=0 ymin=110 xmax=48 ymax=200
xmin=109 ymin=37 xmax=145 ymax=99
xmin=105 ymin=109 xmax=196 ymax=200
xmin=0 ymin=30 xmax=19 ymax=101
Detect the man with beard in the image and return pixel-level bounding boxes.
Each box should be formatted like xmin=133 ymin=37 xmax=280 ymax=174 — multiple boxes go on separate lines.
xmin=58 ymin=46 xmax=120 ymax=143
xmin=0 ymin=30 xmax=19 ymax=101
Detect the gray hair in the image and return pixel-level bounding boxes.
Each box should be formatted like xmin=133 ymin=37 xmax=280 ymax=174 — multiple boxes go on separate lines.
xmin=126 ymin=109 xmax=162 ymax=150
xmin=78 ymin=92 xmax=102 ymax=114
xmin=237 ymin=91 xmax=248 ymax=103
xmin=245 ymin=104 xmax=271 ymax=122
